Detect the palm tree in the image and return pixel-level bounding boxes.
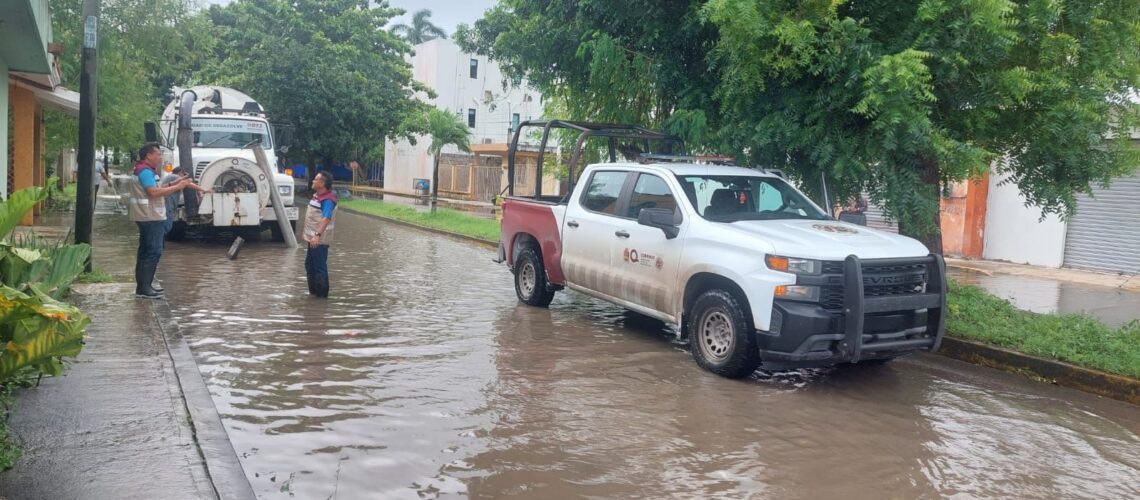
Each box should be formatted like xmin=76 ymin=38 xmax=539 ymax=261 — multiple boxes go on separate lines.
xmin=426 ymin=108 xmax=471 ymax=212
xmin=389 ymin=9 xmax=448 ymax=45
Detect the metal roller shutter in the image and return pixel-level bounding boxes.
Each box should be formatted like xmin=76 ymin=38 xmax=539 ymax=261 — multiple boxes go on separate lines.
xmin=1063 ymin=174 xmax=1140 ymax=274
xmin=864 ymin=202 xmax=898 ymax=233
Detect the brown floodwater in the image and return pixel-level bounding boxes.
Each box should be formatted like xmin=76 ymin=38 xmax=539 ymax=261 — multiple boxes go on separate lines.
xmin=83 ymin=207 xmax=1140 ymax=499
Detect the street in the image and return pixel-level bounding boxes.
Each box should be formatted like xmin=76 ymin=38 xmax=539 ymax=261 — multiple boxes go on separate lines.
xmin=87 ymin=209 xmax=1140 ymax=499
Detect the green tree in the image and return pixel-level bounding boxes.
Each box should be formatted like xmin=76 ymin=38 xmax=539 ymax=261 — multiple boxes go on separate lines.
xmin=45 ymin=0 xmax=216 ymax=168
xmin=390 ymin=9 xmax=448 ymax=45
xmin=202 ymin=0 xmax=431 ymax=180
xmin=465 ymin=0 xmax=1140 ymax=252
xmin=423 ymin=108 xmax=471 ymax=212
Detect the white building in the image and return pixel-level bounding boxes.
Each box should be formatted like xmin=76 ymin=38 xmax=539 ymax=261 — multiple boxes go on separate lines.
xmin=384 ymin=38 xmax=543 ymax=196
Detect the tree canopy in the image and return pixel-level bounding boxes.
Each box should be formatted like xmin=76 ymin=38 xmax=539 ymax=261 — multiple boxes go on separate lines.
xmin=46 ymin=0 xmax=213 ymax=164
xmin=202 ymin=0 xmax=431 ymax=167
xmin=462 ymin=0 xmax=1140 ymax=250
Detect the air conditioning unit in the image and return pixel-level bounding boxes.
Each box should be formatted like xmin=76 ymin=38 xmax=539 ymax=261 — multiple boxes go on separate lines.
xmin=483 ymin=138 xmax=493 ymax=144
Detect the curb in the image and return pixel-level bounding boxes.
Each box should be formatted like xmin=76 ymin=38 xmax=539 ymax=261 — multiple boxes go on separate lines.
xmin=339 ymin=206 xmax=498 ymax=249
xmin=338 ymin=208 xmax=1140 ymax=406
xmin=939 ymin=336 xmax=1140 ymax=406
xmin=150 ymin=299 xmax=257 ymax=500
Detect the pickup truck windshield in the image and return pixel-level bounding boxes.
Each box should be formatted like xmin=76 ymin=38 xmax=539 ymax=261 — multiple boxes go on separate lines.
xmin=675 ymin=175 xmax=829 ymax=222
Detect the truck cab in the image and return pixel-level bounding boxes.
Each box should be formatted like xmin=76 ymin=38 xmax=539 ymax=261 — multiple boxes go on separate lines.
xmin=498 ymin=121 xmax=946 ymax=378
xmin=151 ymin=86 xmax=298 ymax=240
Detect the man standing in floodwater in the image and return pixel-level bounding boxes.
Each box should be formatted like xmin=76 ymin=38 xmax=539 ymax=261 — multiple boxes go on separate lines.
xmin=303 ymin=170 xmax=337 ymax=298
xmin=129 ymin=142 xmax=190 ymax=299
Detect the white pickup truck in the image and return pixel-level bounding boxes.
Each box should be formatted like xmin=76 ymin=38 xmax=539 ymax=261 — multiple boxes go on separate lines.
xmin=497 ymin=121 xmax=946 ymax=378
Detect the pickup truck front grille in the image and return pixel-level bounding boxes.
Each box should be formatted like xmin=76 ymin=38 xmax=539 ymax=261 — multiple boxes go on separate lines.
xmin=818 ymin=261 xmax=928 ymax=310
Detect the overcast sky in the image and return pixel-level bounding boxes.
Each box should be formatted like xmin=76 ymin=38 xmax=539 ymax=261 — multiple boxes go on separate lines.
xmin=198 ymin=0 xmax=496 ymax=36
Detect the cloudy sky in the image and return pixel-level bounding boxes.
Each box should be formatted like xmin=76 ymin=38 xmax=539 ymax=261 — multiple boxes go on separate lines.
xmin=198 ymin=0 xmax=496 ymax=36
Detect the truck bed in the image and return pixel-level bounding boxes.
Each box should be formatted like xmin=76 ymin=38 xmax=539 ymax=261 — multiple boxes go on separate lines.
xmin=499 ymin=196 xmax=567 ymax=285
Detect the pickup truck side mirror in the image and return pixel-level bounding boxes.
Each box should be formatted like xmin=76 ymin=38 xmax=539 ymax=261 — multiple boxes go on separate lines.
xmin=638 ymin=208 xmax=680 ymax=239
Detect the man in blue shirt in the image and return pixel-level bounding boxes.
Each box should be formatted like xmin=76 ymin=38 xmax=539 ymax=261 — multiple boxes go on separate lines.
xmin=302 ymin=171 xmax=337 ymax=298
xmin=128 ymin=143 xmax=189 ymax=299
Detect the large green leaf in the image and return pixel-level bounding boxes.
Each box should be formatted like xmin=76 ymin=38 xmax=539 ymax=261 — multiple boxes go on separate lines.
xmin=0 ymin=185 xmax=50 ymax=241
xmin=0 ymin=285 xmax=88 ymax=381
xmin=38 ymin=244 xmax=91 ymax=299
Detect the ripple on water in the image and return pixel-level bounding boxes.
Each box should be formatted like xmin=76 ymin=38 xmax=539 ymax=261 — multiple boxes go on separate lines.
xmin=96 ymin=209 xmax=1140 ymax=500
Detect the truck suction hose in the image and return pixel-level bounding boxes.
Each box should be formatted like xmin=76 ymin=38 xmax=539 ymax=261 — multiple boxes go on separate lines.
xmin=176 ymin=89 xmax=201 ymax=217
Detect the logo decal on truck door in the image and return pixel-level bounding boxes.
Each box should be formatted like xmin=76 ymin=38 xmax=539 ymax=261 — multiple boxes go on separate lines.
xmin=623 ymin=248 xmax=663 ymax=270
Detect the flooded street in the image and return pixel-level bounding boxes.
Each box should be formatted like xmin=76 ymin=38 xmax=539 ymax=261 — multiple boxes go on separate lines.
xmin=85 ymin=209 xmax=1140 ymax=499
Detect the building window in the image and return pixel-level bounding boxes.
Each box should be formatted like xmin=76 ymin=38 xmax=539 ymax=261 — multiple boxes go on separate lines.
xmin=467 ymin=108 xmax=476 ymax=128
xmin=511 ymin=113 xmax=520 ymax=131
xmin=470 ymin=58 xmax=478 ymax=79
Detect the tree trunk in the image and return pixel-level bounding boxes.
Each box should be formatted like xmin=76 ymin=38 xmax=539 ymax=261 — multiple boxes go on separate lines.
xmin=305 ymin=152 xmax=317 ymax=193
xmin=430 ymin=151 xmax=440 ymax=213
xmin=900 ymin=158 xmax=944 ymax=255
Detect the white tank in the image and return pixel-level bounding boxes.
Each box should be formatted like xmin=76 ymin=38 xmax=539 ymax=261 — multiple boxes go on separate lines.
xmin=160 ymin=86 xmax=265 ymax=124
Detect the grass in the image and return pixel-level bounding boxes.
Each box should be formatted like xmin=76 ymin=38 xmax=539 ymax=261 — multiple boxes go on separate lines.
xmin=339 ymin=198 xmax=500 ymax=243
xmin=0 ymin=370 xmax=37 ymax=471
xmin=76 ymin=269 xmax=129 ymax=284
xmin=340 ymin=197 xmax=1140 ymax=379
xmin=947 ymin=280 xmax=1140 ymax=379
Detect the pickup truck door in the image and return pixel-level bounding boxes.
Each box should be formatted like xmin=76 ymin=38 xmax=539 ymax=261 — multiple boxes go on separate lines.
xmin=561 ymin=170 xmax=635 ymax=297
xmin=611 ymin=173 xmax=685 ymax=316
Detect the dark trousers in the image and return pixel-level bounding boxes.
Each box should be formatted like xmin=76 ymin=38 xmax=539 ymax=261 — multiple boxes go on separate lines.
xmin=136 ymin=221 xmax=165 ymax=293
xmin=305 ymin=244 xmax=330 ymax=298
xmin=137 ymin=221 xmax=165 ymax=264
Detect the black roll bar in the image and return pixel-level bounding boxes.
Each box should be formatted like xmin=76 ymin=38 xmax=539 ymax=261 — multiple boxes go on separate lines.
xmin=506 ymin=120 xmax=684 ymax=197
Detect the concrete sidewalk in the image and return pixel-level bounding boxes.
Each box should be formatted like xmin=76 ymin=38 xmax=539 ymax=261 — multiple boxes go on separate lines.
xmin=0 ymin=284 xmax=252 ymax=500
xmin=946 ymin=257 xmax=1140 ymax=292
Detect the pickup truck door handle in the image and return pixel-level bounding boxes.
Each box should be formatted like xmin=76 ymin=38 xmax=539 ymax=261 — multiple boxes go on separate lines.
xmin=567 ymin=220 xmax=580 ymax=228
xmin=615 ymin=230 xmax=630 ymax=238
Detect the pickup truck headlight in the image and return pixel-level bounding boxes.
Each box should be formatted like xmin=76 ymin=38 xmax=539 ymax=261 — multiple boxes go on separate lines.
xmin=775 ymin=285 xmax=820 ymax=302
xmin=278 ymin=185 xmax=292 ymax=196
xmin=765 ymin=255 xmax=821 ymax=275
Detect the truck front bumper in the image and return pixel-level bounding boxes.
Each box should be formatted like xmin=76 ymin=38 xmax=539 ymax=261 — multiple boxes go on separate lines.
xmin=755 ymin=254 xmax=947 ymax=368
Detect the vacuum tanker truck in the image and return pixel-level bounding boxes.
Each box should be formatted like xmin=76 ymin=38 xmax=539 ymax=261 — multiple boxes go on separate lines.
xmin=144 ymin=85 xmax=298 ymax=241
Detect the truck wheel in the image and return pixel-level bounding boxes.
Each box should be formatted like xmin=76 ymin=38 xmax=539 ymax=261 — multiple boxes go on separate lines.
xmin=514 ymin=246 xmax=555 ymax=307
xmin=166 ymin=222 xmax=187 ymax=242
xmin=688 ymin=290 xmax=760 ymax=378
xmin=269 ymin=223 xmax=285 ymax=242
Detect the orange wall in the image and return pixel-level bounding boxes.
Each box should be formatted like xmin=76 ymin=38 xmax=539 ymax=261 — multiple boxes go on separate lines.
xmin=10 ymin=86 xmax=37 ymax=225
xmin=939 ymin=172 xmax=990 ymax=258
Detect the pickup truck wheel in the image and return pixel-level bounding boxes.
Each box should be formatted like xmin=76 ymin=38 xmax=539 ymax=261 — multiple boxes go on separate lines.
xmin=688 ymin=290 xmax=760 ymax=378
xmin=515 ymin=246 xmax=555 ymax=307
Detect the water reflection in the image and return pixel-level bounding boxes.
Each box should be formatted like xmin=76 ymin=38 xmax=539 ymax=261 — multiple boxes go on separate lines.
xmin=78 ymin=209 xmax=1140 ymax=499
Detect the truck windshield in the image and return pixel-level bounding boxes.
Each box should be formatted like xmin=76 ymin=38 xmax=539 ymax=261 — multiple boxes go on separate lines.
xmin=675 ymin=175 xmax=829 ymax=222
xmin=191 ymin=118 xmax=272 ymax=149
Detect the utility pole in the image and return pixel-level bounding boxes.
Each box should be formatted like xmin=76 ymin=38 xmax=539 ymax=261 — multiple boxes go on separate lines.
xmin=75 ymin=0 xmax=100 ymax=272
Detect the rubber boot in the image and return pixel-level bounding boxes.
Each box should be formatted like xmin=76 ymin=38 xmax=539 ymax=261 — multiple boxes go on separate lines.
xmin=313 ymin=272 xmax=329 ymax=298
xmin=136 ymin=261 xmax=164 ymax=299
xmin=134 ymin=259 xmax=143 ymax=295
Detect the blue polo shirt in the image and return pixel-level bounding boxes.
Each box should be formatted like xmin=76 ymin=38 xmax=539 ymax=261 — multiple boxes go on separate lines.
xmin=138 ymin=168 xmax=158 ymax=189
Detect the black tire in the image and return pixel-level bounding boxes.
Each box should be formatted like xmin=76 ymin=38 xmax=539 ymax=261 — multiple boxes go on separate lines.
xmin=687 ymin=289 xmax=760 ymax=378
xmin=514 ymin=246 xmax=555 ymax=307
xmin=165 ymin=221 xmax=187 ymax=242
xmin=269 ymin=223 xmax=285 ymax=242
